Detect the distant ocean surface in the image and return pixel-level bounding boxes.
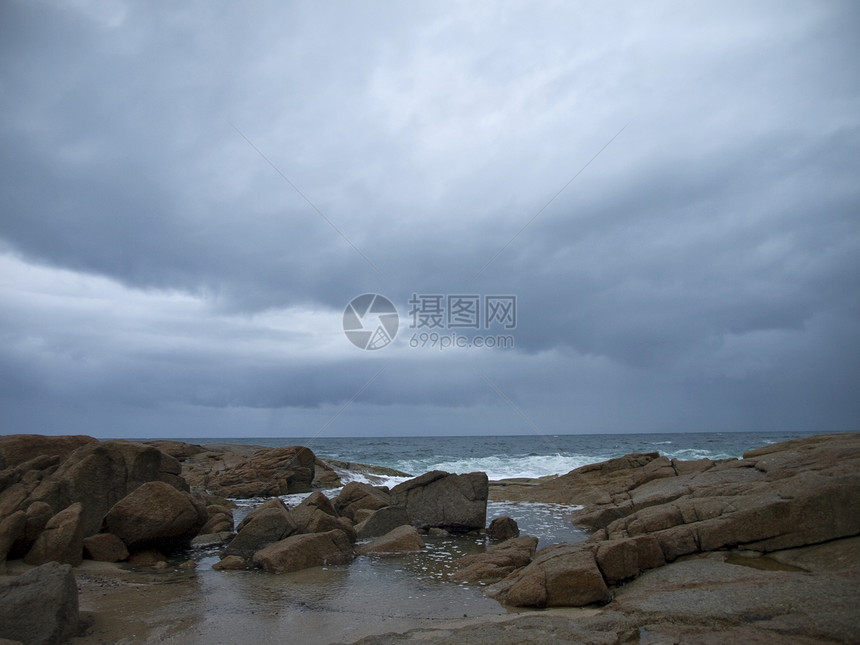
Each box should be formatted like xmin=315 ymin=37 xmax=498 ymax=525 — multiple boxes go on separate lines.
xmin=160 ymin=431 xmax=827 ymax=484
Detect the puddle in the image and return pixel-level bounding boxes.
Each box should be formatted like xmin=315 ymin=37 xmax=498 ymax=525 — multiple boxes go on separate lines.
xmin=724 ymin=553 xmax=806 ymax=572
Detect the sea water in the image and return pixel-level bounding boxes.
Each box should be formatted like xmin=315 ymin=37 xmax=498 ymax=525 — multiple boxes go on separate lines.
xmin=171 ymin=430 xmax=819 ymax=484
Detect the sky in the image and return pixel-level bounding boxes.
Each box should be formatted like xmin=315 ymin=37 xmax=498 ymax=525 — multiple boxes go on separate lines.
xmin=1 ymin=1 xmax=858 ymax=439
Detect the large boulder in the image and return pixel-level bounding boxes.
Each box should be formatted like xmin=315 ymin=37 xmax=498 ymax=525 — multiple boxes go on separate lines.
xmin=452 ymin=535 xmax=538 ymax=584
xmin=355 ymin=525 xmax=425 ymax=556
xmin=252 ymin=529 xmax=354 ymax=573
xmin=9 ymin=501 xmax=55 ymax=559
xmin=354 ymin=506 xmax=411 ymax=540
xmin=200 ymin=446 xmax=316 ymax=498
xmin=0 ymin=434 xmax=97 ymax=470
xmin=490 ymin=543 xmax=612 ymax=608
xmin=24 ymin=503 xmax=86 ymax=567
xmin=23 ymin=440 xmax=187 ymax=538
xmin=104 ymin=481 xmax=207 ymax=552
xmin=487 ymin=516 xmax=520 ymax=541
xmin=290 ymin=491 xmax=355 ymax=541
xmin=212 ymin=554 xmax=247 ymax=571
xmin=0 ymin=435 xmax=96 ymax=522
xmin=224 ymin=498 xmax=297 ymax=558
xmin=198 ymin=495 xmax=235 ymax=533
xmin=0 ymin=561 xmax=79 ymax=645
xmin=312 ymin=458 xmax=343 ymax=489
xmin=389 ymin=471 xmax=488 ymax=532
xmin=82 ymin=533 xmax=129 ymax=562
xmin=333 ymin=482 xmax=391 ymax=521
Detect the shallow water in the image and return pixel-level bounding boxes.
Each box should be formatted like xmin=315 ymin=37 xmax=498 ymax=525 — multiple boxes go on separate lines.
xmin=168 ymin=555 xmax=507 ymax=645
xmin=178 ymin=494 xmax=586 ymax=644
xmin=166 ymin=473 xmax=590 ymax=643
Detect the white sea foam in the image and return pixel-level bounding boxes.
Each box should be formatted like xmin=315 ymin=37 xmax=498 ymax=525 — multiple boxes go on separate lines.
xmin=395 ymin=453 xmax=596 ymax=481
xmin=335 ymin=469 xmax=412 ymax=488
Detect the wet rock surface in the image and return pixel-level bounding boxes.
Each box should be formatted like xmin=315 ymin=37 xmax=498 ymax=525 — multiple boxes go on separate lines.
xmin=252 ymin=529 xmax=355 ymax=573
xmin=389 ymin=471 xmax=489 ymax=532
xmin=356 ymin=525 xmax=426 ymax=556
xmin=483 ymin=433 xmax=860 ymax=609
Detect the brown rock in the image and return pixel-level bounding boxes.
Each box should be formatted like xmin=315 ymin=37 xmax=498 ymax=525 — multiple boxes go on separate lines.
xmin=213 ymin=555 xmax=247 ymax=570
xmin=596 ymin=535 xmax=665 ymax=584
xmin=82 ymin=533 xmax=129 ymax=562
xmin=160 ymin=444 xmax=255 ymax=491
xmin=24 ymin=502 xmax=86 ymax=566
xmin=655 ymin=525 xmax=700 ymax=562
xmin=356 ymin=525 xmax=425 ymax=556
xmin=290 ymin=491 xmax=356 ymax=541
xmin=252 ymin=529 xmax=354 ymax=573
xmin=494 ymin=543 xmax=612 ymax=608
xmin=334 ymin=482 xmax=392 ymax=521
xmin=0 ymin=434 xmax=97 ymax=469
xmin=143 ymin=440 xmax=207 ymax=461
xmin=0 ymin=481 xmax=31 ymax=524
xmin=389 ymin=471 xmax=488 ymax=532
xmin=452 ymin=535 xmax=538 ymax=584
xmin=104 ymin=481 xmax=207 ymax=552
xmin=9 ymin=501 xmax=55 ymax=558
xmin=487 ymin=432 xmax=860 ymax=607
xmin=191 ymin=531 xmax=235 ymax=548
xmin=496 ymin=453 xmax=662 ymax=506
xmin=354 ymin=506 xmax=411 ymax=540
xmin=236 ymin=497 xmax=289 ymax=530
xmin=200 ymin=513 xmax=233 ymax=534
xmin=27 ymin=440 xmax=190 ymax=538
xmin=204 ymin=446 xmax=316 ymax=498
xmin=487 ymin=516 xmax=520 ymax=540
xmin=0 ymin=452 xmax=66 ymax=521
xmin=313 ymin=458 xmax=342 ymax=489
xmin=199 ymin=502 xmax=235 ymax=534
xmin=633 ymin=455 xmax=676 ymax=487
xmin=0 ymin=561 xmax=79 ymax=645
xmin=225 ymin=500 xmax=297 ymax=558
xmin=671 ymin=457 xmax=715 ymax=476
xmin=352 ymin=508 xmax=376 ymax=524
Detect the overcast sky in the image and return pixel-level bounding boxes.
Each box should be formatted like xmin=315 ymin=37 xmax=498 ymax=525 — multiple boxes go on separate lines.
xmin=1 ymin=1 xmax=858 ymax=439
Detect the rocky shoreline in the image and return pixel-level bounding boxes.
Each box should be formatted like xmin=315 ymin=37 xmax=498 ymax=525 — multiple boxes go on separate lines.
xmin=1 ymin=432 xmax=858 ymax=644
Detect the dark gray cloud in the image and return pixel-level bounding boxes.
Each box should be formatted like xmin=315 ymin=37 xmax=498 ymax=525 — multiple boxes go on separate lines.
xmin=1 ymin=1 xmax=858 ymax=438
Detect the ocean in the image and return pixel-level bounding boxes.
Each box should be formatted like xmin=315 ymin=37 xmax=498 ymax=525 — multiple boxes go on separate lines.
xmin=169 ymin=430 xmax=821 ymax=485
xmin=172 ymin=430 xmax=823 ymax=552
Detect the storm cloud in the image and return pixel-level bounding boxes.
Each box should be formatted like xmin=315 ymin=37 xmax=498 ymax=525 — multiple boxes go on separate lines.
xmin=1 ymin=1 xmax=858 ymax=437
